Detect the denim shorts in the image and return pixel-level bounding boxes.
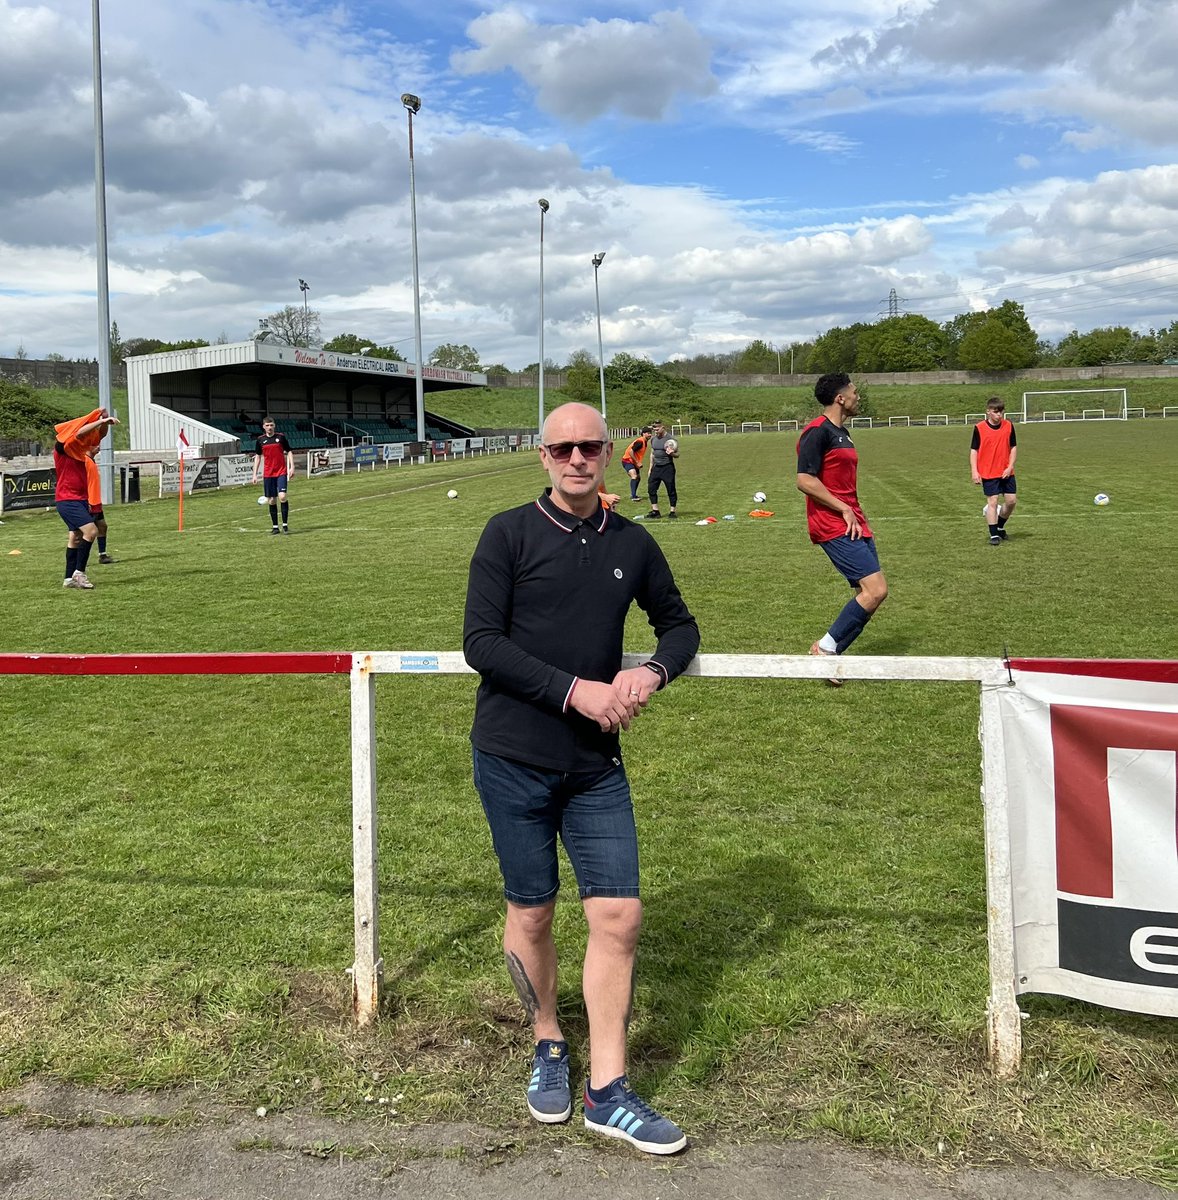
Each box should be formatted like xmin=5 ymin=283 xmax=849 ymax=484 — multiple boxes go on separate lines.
xmin=820 ymin=534 xmax=881 ymax=586
xmin=472 ymin=748 xmax=640 ymax=905
xmin=981 ymin=475 xmax=1016 ymax=496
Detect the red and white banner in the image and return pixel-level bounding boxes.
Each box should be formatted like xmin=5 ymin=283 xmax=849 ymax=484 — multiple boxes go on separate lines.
xmin=999 ymin=659 xmax=1178 ymax=1017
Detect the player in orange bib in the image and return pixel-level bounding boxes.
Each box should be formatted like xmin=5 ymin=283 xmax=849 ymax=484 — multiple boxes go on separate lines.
xmin=84 ymin=453 xmax=116 ymax=564
xmin=970 ymin=397 xmax=1018 ymax=545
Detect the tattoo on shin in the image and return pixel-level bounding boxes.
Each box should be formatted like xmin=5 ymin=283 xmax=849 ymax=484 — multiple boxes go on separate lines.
xmin=505 ymin=951 xmax=541 ymax=1021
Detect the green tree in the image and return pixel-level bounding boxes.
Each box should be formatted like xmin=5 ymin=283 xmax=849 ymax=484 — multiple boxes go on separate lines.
xmin=857 ymin=314 xmax=947 ymax=372
xmin=958 ymin=319 xmax=1031 ymax=371
xmin=563 ymin=348 xmax=601 ymax=405
xmin=429 ymin=343 xmax=480 ymax=371
xmin=734 ymin=339 xmax=779 ymax=373
xmin=944 ymin=300 xmax=1037 ymax=369
xmin=1156 ymin=320 xmax=1178 ymax=362
xmin=808 ymin=323 xmax=869 ymax=373
xmin=109 ymin=321 xmax=123 ymax=363
xmin=1054 ymin=326 xmax=1141 ymax=367
xmin=606 ymin=352 xmax=661 ymax=386
xmin=0 ymin=378 xmax=70 ymax=440
xmin=323 ymin=333 xmax=405 ymax=360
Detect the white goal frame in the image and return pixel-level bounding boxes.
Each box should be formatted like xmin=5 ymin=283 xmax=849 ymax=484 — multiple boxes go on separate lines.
xmin=705 ymin=422 xmax=727 ymax=435
xmin=888 ymin=416 xmax=910 ymax=427
xmin=1022 ymin=388 xmax=1127 ymax=422
xmin=741 ymin=421 xmax=763 ymax=433
xmin=776 ymin=419 xmax=799 ymax=432
xmin=670 ymin=423 xmax=692 ymax=437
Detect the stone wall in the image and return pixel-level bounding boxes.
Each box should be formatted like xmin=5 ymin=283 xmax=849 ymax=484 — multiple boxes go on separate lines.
xmin=0 ymin=357 xmax=127 ymax=389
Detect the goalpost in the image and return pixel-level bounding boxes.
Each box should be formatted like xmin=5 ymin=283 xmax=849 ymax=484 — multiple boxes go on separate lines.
xmin=1021 ymin=388 xmax=1128 ymax=422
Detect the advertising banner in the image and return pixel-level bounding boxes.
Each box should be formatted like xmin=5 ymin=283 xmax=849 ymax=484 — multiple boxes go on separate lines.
xmin=308 ymin=448 xmax=346 ymax=477
xmin=160 ymin=458 xmax=219 ymax=495
xmin=468 ymin=437 xmax=485 ymax=452
xmin=1 ymin=468 xmax=56 ymax=513
xmin=999 ymin=660 xmax=1178 ymax=1018
xmin=383 ymin=443 xmax=406 ymax=463
xmin=217 ymin=454 xmax=255 ymax=488
xmin=450 ymin=438 xmax=469 ymax=455
xmin=353 ymin=445 xmax=380 ymax=468
xmin=488 ymin=435 xmax=507 ymax=453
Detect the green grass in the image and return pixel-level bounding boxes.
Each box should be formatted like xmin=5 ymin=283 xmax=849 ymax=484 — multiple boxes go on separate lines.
xmin=2 ymin=423 xmax=1177 ymax=1182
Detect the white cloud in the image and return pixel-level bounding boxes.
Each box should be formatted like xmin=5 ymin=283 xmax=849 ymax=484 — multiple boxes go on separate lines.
xmin=1015 ymin=154 xmax=1039 ymax=170
xmin=451 ymin=8 xmax=718 ymax=122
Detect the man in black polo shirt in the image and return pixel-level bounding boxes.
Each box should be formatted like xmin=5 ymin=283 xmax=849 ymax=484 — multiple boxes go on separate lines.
xmin=464 ymin=402 xmax=699 ymax=1155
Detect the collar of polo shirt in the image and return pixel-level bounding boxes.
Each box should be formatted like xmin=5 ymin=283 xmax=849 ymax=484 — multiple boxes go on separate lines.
xmin=535 ymin=489 xmax=610 ymax=534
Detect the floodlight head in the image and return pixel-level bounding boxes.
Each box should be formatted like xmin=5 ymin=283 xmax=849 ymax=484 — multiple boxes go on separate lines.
xmin=298 ymin=278 xmax=309 ymax=291
xmin=538 ymin=198 xmax=549 ymax=213
xmin=359 ymin=346 xmax=373 ymax=355
xmin=592 ymin=252 xmax=605 ymax=268
xmin=401 ymin=93 xmax=421 ymax=114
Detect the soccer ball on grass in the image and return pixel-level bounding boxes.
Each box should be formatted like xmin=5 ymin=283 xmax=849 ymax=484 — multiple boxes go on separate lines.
xmin=1094 ymin=493 xmax=1110 ymax=506
xmin=753 ymin=491 xmax=767 ymax=504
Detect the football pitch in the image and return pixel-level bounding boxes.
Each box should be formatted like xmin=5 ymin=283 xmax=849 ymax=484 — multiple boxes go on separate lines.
xmin=2 ymin=420 xmax=1177 ymax=1181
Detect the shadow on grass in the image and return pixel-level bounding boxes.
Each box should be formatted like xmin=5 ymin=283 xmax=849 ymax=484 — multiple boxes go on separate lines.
xmin=630 ymin=851 xmax=810 ymax=1089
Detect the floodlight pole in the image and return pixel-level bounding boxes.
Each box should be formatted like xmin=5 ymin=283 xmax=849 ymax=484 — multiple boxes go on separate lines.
xmin=298 ymin=278 xmax=310 ymax=346
xmin=592 ymin=252 xmax=607 ymax=419
xmin=537 ymin=199 xmax=549 ymax=438
xmin=402 ymin=93 xmax=426 ymax=446
xmin=91 ymin=0 xmax=114 ymax=505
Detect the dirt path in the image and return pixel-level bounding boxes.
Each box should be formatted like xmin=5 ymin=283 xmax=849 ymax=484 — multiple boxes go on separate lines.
xmin=1 ymin=1083 xmax=1167 ymax=1200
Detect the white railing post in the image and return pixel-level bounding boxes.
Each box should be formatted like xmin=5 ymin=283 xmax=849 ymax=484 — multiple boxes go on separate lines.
xmin=350 ymin=653 xmax=382 ymax=1024
xmin=979 ymin=671 xmax=1021 ymax=1076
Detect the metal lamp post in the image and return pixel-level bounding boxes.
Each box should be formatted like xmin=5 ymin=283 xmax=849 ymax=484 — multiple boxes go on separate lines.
xmin=537 ymin=199 xmax=549 ymax=438
xmin=591 ymin=252 xmax=607 ymax=419
xmin=401 ymin=93 xmax=426 ymax=446
xmin=91 ymin=0 xmax=114 ymax=504
xmin=298 ymin=278 xmax=310 ymax=345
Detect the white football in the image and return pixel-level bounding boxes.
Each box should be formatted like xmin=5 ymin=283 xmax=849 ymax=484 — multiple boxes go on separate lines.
xmin=447 ymin=489 xmax=459 ymax=499
xmin=257 ymin=495 xmax=267 ymax=505
xmin=1094 ymin=492 xmax=1110 ymax=506
xmin=664 ymin=438 xmax=678 ymax=455
xmin=753 ymin=491 xmax=767 ymax=503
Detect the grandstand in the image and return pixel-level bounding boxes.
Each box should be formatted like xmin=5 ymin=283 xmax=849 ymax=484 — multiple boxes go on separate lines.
xmin=124 ymin=341 xmax=483 ymax=454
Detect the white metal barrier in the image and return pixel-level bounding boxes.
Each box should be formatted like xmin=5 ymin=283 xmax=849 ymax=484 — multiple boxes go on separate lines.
xmin=1 ymin=650 xmax=1020 ymax=1076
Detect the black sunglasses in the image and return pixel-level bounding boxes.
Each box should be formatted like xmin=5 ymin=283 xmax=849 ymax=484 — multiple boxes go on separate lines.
xmin=543 ymin=440 xmax=606 ymax=462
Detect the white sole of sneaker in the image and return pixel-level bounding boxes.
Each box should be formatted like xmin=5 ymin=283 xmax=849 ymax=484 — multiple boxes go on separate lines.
xmin=528 ymin=1099 xmax=572 ymax=1123
xmin=584 ymin=1117 xmax=687 ymax=1155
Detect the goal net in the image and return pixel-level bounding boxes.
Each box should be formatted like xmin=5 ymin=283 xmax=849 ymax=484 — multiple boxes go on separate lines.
xmin=1021 ymin=388 xmax=1128 ymax=422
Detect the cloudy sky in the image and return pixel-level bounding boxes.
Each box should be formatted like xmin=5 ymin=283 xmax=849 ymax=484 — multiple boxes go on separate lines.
xmin=2 ymin=0 xmax=1176 ymax=368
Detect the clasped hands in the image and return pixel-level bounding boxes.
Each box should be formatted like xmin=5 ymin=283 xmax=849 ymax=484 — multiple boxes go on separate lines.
xmin=569 ymin=667 xmax=658 ymax=733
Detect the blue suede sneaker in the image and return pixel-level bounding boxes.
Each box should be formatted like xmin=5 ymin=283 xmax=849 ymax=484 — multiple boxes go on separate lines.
xmin=583 ymin=1076 xmax=687 ymax=1154
xmin=527 ymin=1039 xmax=571 ymax=1123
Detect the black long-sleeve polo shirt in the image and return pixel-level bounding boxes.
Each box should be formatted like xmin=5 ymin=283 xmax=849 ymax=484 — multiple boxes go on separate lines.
xmin=463 ymin=491 xmax=700 ymax=772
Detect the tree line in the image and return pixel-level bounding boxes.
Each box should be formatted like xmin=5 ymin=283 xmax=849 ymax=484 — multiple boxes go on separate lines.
xmin=18 ymin=300 xmax=1177 ymax=379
